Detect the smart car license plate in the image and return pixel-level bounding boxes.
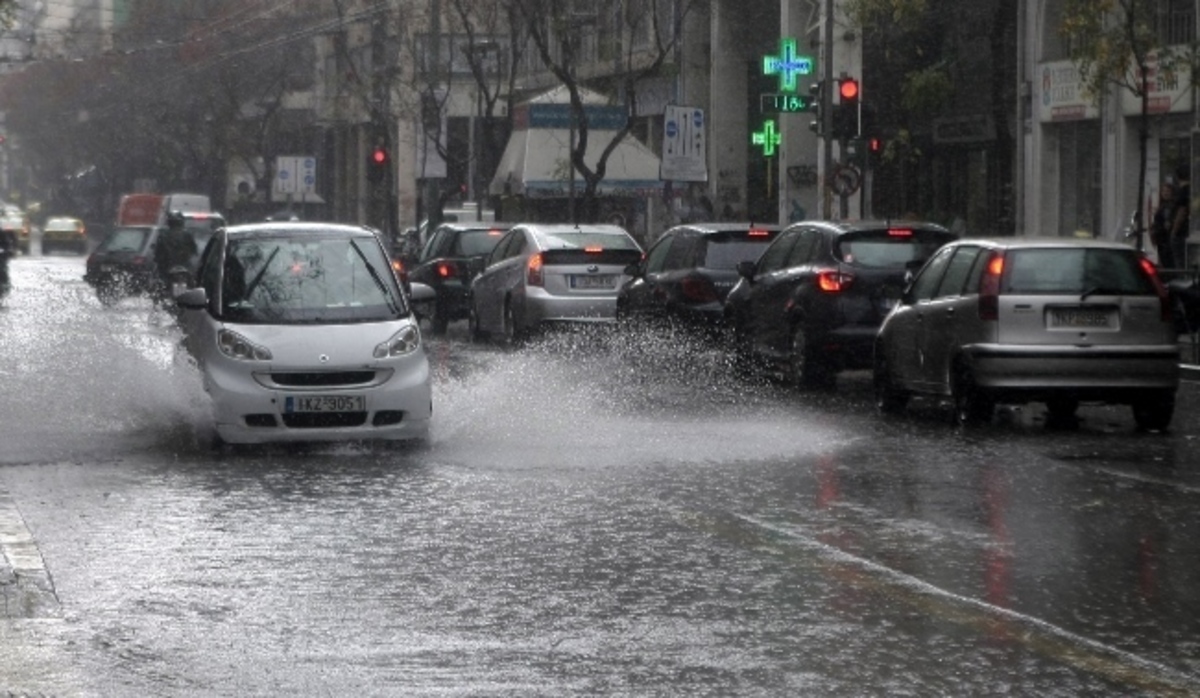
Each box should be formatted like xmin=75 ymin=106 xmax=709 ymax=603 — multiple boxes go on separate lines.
xmin=570 ymin=275 xmax=615 ymax=289
xmin=1049 ymin=308 xmax=1115 ymax=328
xmin=284 ymin=395 xmax=365 ymax=413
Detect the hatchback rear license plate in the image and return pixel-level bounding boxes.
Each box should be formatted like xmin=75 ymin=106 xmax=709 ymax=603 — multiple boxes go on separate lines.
xmin=284 ymin=395 xmax=365 ymax=413
xmin=570 ymin=275 xmax=615 ymax=289
xmin=1049 ymin=308 xmax=1115 ymax=328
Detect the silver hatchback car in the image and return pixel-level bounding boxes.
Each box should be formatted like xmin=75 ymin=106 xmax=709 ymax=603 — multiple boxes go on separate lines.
xmin=874 ymin=237 xmax=1180 ymax=429
xmin=468 ymin=223 xmax=643 ymax=342
xmin=177 ymin=222 xmax=434 ymax=446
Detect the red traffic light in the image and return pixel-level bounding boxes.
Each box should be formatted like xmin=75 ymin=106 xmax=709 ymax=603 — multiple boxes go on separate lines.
xmin=869 ymin=137 xmax=882 ymax=152
xmin=839 ymin=78 xmax=859 ymax=101
xmin=371 ymin=147 xmax=389 ymax=165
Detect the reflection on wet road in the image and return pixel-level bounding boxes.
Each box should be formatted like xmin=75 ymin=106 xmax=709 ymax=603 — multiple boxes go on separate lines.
xmin=2 ymin=256 xmax=1199 ymax=696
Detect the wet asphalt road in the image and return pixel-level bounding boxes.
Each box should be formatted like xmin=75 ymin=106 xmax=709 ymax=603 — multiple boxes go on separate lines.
xmin=1 ymin=254 xmax=1200 ymax=696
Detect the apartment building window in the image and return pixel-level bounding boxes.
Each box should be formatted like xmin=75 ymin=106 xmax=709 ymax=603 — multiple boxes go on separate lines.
xmin=1161 ymin=0 xmax=1194 ymax=45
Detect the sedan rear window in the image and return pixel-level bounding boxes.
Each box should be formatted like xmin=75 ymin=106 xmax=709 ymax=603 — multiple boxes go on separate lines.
xmin=1003 ymin=248 xmax=1157 ymax=295
xmin=836 ymin=229 xmax=956 ymax=268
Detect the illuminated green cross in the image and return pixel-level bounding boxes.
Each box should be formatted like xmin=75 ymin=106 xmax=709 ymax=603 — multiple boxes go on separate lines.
xmin=762 ymin=38 xmax=814 ymax=93
xmin=752 ymin=120 xmax=781 ymax=157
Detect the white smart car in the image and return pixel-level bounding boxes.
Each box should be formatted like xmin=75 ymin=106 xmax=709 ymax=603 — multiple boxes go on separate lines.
xmin=177 ymin=222 xmax=434 ymax=446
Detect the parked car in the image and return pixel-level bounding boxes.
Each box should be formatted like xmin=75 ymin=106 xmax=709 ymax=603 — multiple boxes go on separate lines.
xmin=84 ymin=225 xmax=160 ymax=305
xmin=173 ymin=210 xmax=227 ymax=274
xmin=41 ymin=216 xmax=88 ymax=254
xmin=176 ymin=221 xmax=435 ymax=447
xmin=617 ymin=222 xmax=781 ymax=337
xmin=468 ymin=223 xmax=644 ymax=343
xmin=873 ymin=237 xmax=1180 ymax=429
xmin=2 ymin=206 xmax=30 ymax=255
xmin=724 ymin=220 xmax=957 ymax=387
xmin=407 ymin=222 xmax=512 ymax=335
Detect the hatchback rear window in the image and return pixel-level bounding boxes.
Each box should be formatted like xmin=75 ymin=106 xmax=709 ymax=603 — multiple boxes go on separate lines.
xmin=836 ymin=228 xmax=956 ymax=268
xmin=543 ymin=231 xmax=640 ymax=250
xmin=100 ymin=228 xmax=151 ymax=252
xmin=1003 ymin=248 xmax=1157 ymax=295
xmin=701 ymin=233 xmax=776 ymax=270
xmin=451 ymin=229 xmax=506 ymax=257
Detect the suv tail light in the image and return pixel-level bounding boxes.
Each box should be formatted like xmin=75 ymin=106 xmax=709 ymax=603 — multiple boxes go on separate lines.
xmin=978 ymin=252 xmax=1005 ymax=321
xmin=527 ymin=253 xmax=544 ymax=287
xmin=680 ymin=275 xmax=719 ymax=303
xmin=1139 ymin=257 xmax=1172 ymax=322
xmin=436 ymin=261 xmax=459 ymax=279
xmin=816 ymin=269 xmax=853 ymax=293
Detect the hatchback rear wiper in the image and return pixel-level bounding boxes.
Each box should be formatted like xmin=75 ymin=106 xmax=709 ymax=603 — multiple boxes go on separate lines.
xmin=1080 ymin=286 xmax=1122 ymax=301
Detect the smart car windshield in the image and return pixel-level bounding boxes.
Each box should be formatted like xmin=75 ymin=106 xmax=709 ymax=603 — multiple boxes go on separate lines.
xmin=221 ymin=234 xmax=406 ymax=324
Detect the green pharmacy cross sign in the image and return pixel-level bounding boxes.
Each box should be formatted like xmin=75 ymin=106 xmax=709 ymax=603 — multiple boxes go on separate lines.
xmin=752 ymin=119 xmax=782 ymax=157
xmin=763 ymin=38 xmax=814 ymax=93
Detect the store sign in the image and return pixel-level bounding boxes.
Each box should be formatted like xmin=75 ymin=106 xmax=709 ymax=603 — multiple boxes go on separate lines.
xmin=1037 ymin=60 xmax=1100 ymax=123
xmin=1119 ymin=50 xmax=1193 ymax=116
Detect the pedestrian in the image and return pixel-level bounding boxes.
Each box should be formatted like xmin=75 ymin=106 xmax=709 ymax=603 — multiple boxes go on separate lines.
xmin=153 ymin=210 xmax=197 ymax=305
xmin=1170 ymin=164 xmax=1191 ymax=269
xmin=1151 ymin=178 xmax=1177 ymax=268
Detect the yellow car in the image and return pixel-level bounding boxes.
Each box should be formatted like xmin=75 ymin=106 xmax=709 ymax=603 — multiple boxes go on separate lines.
xmin=41 ymin=216 xmax=88 ymax=254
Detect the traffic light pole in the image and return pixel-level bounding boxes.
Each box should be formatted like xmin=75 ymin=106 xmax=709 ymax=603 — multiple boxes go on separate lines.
xmin=822 ymin=0 xmax=834 ymax=220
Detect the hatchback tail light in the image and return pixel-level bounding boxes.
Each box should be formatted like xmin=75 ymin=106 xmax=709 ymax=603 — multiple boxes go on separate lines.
xmin=527 ymin=253 xmax=544 ymax=287
xmin=816 ymin=269 xmax=853 ymax=293
xmin=1139 ymin=257 xmax=1172 ymax=322
xmin=680 ymin=275 xmax=719 ymax=303
xmin=436 ymin=261 xmax=460 ymax=279
xmin=978 ymin=252 xmax=1005 ymax=321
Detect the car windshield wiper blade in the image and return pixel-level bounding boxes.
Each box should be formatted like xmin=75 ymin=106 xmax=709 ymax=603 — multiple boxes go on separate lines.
xmin=242 ymin=246 xmax=280 ymax=302
xmin=1080 ymin=286 xmax=1122 ymax=300
xmin=348 ymin=240 xmax=401 ymax=315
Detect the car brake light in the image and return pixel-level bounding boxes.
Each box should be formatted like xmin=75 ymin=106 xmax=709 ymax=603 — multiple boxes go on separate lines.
xmin=1139 ymin=257 xmax=1172 ymax=322
xmin=887 ymin=228 xmax=914 ymax=237
xmin=391 ymin=258 xmax=405 ymax=275
xmin=436 ymin=261 xmax=456 ymax=279
xmin=527 ymin=253 xmax=544 ymax=286
xmin=816 ymin=269 xmax=852 ymax=292
xmin=681 ymin=275 xmax=719 ymax=303
xmin=979 ymin=252 xmax=1004 ymax=321
xmin=488 ymin=229 xmax=503 ymax=236
xmin=584 ymin=246 xmax=603 ymax=253
xmin=748 ymin=229 xmax=770 ymax=237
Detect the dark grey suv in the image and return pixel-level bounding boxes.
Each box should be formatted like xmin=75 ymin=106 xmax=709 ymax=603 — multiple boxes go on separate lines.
xmin=724 ymin=220 xmax=956 ymax=387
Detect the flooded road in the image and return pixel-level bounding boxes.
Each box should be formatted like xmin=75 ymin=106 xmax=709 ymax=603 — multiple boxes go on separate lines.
xmin=2 ymin=255 xmax=1199 ymax=696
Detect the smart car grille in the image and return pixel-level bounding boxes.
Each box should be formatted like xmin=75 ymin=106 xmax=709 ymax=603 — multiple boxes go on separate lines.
xmin=281 ymin=412 xmax=368 ymax=428
xmin=271 ymin=371 xmax=376 ymax=387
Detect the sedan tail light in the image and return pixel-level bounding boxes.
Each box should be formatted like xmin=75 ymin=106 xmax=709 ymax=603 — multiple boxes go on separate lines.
xmin=527 ymin=253 xmax=544 ymax=287
xmin=816 ymin=269 xmax=854 ymax=293
xmin=978 ymin=252 xmax=1005 ymax=321
xmin=680 ymin=275 xmax=719 ymax=303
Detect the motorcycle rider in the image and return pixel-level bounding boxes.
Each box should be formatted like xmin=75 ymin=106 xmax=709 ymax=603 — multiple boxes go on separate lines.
xmin=153 ymin=210 xmax=197 ymax=306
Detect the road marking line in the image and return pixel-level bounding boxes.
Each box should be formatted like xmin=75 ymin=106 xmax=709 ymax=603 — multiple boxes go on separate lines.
xmin=733 ymin=512 xmax=1200 ymax=696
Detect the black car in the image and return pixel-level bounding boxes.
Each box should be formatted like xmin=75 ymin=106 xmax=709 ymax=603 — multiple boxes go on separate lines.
xmin=723 ymin=220 xmax=957 ymax=387
xmin=407 ymin=222 xmax=512 ymax=334
xmin=84 ymin=225 xmax=161 ymax=305
xmin=617 ymin=222 xmax=781 ymax=336
xmin=84 ymin=213 xmax=227 ymax=306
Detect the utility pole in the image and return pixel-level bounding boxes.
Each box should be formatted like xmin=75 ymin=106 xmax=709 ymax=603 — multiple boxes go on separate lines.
xmin=424 ymin=0 xmax=443 ymax=230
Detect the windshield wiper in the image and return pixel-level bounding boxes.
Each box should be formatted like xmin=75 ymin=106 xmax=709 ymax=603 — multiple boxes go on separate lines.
xmin=242 ymin=246 xmax=281 ymax=302
xmin=348 ymin=240 xmax=401 ymax=315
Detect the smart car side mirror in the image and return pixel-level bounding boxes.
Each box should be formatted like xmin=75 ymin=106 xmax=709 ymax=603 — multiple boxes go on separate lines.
xmin=176 ymin=287 xmax=208 ymax=310
xmin=408 ymin=282 xmax=436 ymax=303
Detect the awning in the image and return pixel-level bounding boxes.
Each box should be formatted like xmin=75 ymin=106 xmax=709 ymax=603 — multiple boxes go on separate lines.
xmin=489 ymin=87 xmax=664 ymax=199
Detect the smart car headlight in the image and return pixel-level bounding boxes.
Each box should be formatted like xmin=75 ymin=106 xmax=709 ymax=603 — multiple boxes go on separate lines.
xmin=374 ymin=325 xmax=421 ymax=358
xmin=217 ymin=329 xmax=273 ymax=361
